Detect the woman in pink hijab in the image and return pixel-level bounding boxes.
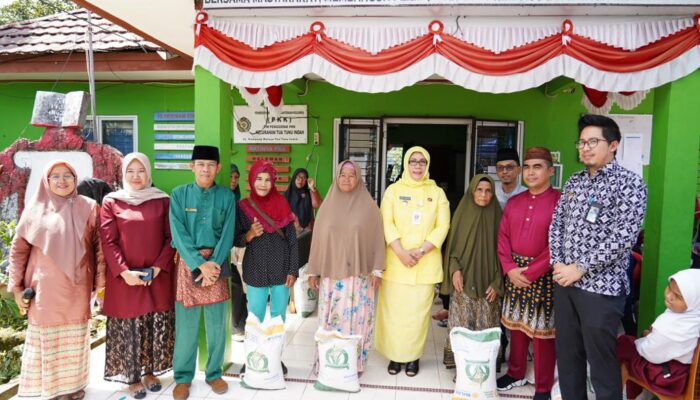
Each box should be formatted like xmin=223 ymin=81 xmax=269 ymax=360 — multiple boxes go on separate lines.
xmin=8 ymin=160 xmax=106 ymax=400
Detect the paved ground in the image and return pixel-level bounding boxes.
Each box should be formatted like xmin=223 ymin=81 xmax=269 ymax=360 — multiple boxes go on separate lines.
xmin=12 ymin=303 xmax=651 ymax=400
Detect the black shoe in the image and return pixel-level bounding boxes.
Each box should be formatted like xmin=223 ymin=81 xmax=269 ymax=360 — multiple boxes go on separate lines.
xmin=132 ymin=389 xmax=147 ymax=399
xmin=405 ymin=359 xmax=419 ymax=377
xmin=239 ymin=364 xmax=245 ymax=377
xmin=496 ymin=374 xmax=527 ymax=391
xmin=281 ymin=362 xmax=288 ymax=377
xmin=533 ymin=392 xmax=551 ymax=400
xmin=387 ymin=361 xmax=401 ymax=375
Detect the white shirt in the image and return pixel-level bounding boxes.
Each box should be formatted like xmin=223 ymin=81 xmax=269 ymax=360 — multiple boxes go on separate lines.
xmin=495 ymin=183 xmax=527 ymax=210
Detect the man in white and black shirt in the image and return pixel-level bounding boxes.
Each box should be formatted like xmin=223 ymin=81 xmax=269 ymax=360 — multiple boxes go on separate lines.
xmin=549 ymin=114 xmax=647 ymax=400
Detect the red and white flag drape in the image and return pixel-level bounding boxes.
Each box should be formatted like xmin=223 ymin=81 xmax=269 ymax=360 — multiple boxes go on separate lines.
xmin=194 ymin=13 xmax=700 ymax=97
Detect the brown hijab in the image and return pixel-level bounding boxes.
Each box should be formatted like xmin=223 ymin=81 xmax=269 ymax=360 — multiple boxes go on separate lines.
xmin=440 ymin=174 xmax=503 ymax=298
xmin=307 ymin=160 xmax=385 ymax=280
xmin=15 ymin=160 xmax=96 ymax=284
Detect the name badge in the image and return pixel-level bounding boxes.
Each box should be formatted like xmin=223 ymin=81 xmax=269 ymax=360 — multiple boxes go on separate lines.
xmin=412 ymin=210 xmax=422 ymax=225
xmin=585 ymin=202 xmax=602 ymax=224
xmin=185 ymin=208 xmax=197 ymax=213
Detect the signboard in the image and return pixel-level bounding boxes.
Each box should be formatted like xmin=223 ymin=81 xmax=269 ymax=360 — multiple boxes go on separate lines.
xmin=204 ymin=0 xmax=691 ymax=8
xmin=154 ymin=153 xmax=192 ymax=160
xmin=154 ymin=112 xmax=194 ymax=121
xmin=154 ymin=162 xmax=191 ymax=170
xmin=245 ymin=164 xmax=290 ymax=173
xmin=234 ymin=105 xmax=307 ymax=144
xmin=246 ymin=156 xmax=291 ymax=163
xmin=154 ymin=123 xmax=194 ymax=131
xmin=246 ymin=144 xmax=291 ymax=153
xmin=154 ymin=143 xmax=195 ymax=151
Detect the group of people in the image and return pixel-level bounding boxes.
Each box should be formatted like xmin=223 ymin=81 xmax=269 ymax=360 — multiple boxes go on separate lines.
xmin=7 ymin=114 xmax=699 ymax=400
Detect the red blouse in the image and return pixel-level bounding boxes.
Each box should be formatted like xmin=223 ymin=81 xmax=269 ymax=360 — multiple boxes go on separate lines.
xmin=100 ymin=197 xmax=175 ymax=319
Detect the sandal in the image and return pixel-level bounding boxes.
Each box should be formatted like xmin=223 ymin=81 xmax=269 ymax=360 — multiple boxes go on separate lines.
xmin=72 ymin=390 xmax=86 ymax=400
xmin=128 ymin=383 xmax=147 ymax=399
xmin=387 ymin=360 xmax=401 ymax=375
xmin=142 ymin=374 xmax=162 ymax=392
xmin=405 ymin=360 xmax=420 ymax=377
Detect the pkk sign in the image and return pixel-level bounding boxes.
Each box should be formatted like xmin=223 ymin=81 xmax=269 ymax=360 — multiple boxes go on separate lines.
xmin=234 ymin=105 xmax=307 ymax=144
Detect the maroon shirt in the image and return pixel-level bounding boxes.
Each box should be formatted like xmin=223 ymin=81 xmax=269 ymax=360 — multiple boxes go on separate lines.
xmin=100 ymin=197 xmax=176 ymax=319
xmin=498 ymin=187 xmax=561 ymax=282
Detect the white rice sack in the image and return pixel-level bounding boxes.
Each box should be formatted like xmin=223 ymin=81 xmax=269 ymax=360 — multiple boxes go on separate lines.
xmin=241 ymin=314 xmax=286 ymax=390
xmin=314 ymin=328 xmax=362 ymax=393
xmin=294 ymin=265 xmax=319 ymax=318
xmin=450 ymin=327 xmax=501 ymax=400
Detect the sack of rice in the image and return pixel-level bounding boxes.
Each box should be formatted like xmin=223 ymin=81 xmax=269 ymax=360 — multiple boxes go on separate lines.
xmin=450 ymin=327 xmax=501 ymax=400
xmin=241 ymin=314 xmax=285 ymax=390
xmin=314 ymin=328 xmax=362 ymax=393
xmin=294 ymin=264 xmax=319 ymax=318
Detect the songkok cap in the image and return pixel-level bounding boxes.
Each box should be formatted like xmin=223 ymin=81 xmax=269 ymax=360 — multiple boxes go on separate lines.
xmin=496 ymin=147 xmax=520 ymax=164
xmin=524 ymin=146 xmax=553 ymax=164
xmin=191 ymin=145 xmax=220 ymax=162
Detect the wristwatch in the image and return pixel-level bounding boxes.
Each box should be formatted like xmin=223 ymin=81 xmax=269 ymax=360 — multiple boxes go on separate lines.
xmin=419 ymin=247 xmax=426 ymax=255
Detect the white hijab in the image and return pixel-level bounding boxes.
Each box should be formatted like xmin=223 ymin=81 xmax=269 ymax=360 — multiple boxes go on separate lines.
xmin=104 ymin=152 xmax=168 ymax=206
xmin=652 ymin=269 xmax=700 ymax=342
xmin=637 ymin=269 xmax=700 ymax=364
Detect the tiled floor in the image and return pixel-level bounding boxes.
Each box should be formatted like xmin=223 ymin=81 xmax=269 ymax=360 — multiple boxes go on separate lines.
xmin=12 ymin=304 xmax=651 ymax=400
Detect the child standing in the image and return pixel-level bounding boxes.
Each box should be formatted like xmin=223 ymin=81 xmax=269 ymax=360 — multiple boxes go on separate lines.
xmin=616 ymin=268 xmax=700 ymax=398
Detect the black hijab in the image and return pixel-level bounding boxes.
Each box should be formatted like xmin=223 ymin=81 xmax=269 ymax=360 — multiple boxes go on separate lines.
xmin=76 ymin=177 xmax=113 ymax=205
xmin=230 ymin=164 xmax=241 ymax=203
xmin=285 ymin=168 xmax=313 ymax=228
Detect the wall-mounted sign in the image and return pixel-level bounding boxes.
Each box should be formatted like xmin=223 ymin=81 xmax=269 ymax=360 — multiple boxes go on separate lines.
xmin=154 ymin=153 xmax=192 ymax=160
xmin=245 ymin=145 xmax=291 ymax=153
xmin=234 ymin=105 xmax=307 ymax=144
xmin=154 ymin=123 xmax=195 ymax=132
xmin=154 ymin=133 xmax=195 ymax=141
xmin=154 ymin=162 xmax=191 ymax=170
xmin=245 ymin=156 xmax=291 ymax=163
xmin=154 ymin=112 xmax=194 ymax=121
xmin=154 ymin=143 xmax=195 ymax=151
xmin=153 ymin=112 xmax=195 ymax=170
xmin=203 ymin=0 xmax=679 ymax=8
xmin=245 ymin=164 xmax=290 ymax=173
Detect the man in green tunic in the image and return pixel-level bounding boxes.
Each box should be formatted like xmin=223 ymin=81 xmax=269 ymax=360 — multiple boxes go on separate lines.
xmin=169 ymin=145 xmax=235 ymax=399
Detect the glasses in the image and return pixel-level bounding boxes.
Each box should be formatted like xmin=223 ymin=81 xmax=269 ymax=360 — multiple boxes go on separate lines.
xmin=408 ymin=159 xmax=428 ymax=167
xmin=575 ymin=138 xmax=608 ymax=149
xmin=496 ymin=165 xmax=516 ymax=172
xmin=48 ymin=174 xmax=75 ymax=182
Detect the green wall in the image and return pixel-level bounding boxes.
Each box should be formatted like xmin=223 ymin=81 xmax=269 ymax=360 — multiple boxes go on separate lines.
xmin=0 ymin=79 xmax=656 ymax=197
xmin=0 ymin=81 xmax=194 ymax=193
xmin=228 ymin=79 xmax=654 ymax=198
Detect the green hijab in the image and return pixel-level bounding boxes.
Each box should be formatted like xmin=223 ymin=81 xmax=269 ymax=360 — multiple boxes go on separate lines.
xmin=440 ymin=174 xmax=504 ymax=298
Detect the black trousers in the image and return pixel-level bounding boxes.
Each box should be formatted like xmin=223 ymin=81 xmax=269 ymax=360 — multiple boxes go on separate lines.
xmin=554 ymin=284 xmax=625 ymax=400
xmin=231 ymin=263 xmax=248 ymax=331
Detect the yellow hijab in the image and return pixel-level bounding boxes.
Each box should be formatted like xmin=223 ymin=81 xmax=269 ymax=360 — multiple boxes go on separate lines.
xmin=399 ymin=146 xmax=436 ymax=188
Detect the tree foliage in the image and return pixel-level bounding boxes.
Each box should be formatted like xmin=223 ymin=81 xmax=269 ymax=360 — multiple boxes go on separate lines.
xmin=0 ymin=0 xmax=76 ymax=25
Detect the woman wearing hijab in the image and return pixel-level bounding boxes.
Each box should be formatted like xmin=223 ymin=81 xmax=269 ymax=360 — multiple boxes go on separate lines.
xmin=617 ymin=268 xmax=700 ymax=399
xmin=229 ymin=163 xmax=247 ymax=339
xmin=440 ymin=174 xmax=504 ymax=370
xmin=374 ymin=146 xmax=450 ymax=377
xmin=8 ymin=160 xmax=106 ymax=400
xmin=307 ymin=160 xmax=385 ymax=372
xmin=235 ymin=161 xmax=299 ymax=349
xmin=100 ymin=153 xmax=175 ymax=399
xmin=230 ymin=163 xmax=241 ymax=203
xmin=285 ymin=168 xmax=323 ymax=233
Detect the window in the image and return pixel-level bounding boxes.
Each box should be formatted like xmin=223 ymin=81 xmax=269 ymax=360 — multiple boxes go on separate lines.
xmin=79 ymin=116 xmax=138 ymax=155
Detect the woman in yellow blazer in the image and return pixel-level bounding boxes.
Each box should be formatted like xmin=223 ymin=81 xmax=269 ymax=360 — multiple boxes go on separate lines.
xmin=375 ymin=146 xmax=450 ymax=377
